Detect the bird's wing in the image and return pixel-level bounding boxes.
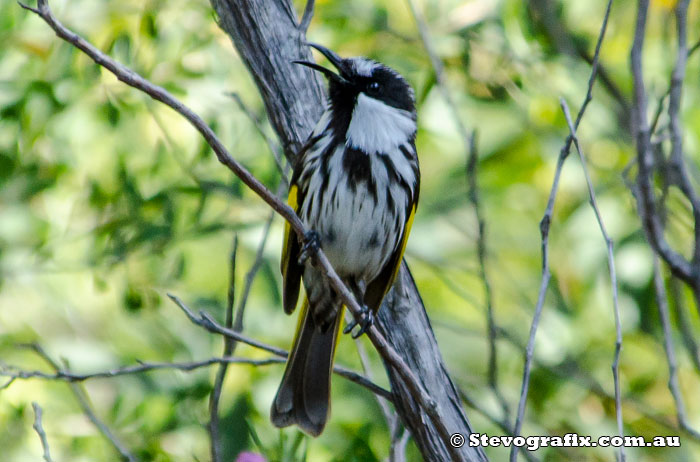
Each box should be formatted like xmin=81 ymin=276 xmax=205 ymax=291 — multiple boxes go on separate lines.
xmin=364 ymin=159 xmax=420 ymax=313
xmin=281 ymin=139 xmax=318 ymax=315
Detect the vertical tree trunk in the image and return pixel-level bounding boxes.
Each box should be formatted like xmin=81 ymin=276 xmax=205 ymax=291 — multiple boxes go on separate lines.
xmin=211 ymin=1 xmax=488 ymax=460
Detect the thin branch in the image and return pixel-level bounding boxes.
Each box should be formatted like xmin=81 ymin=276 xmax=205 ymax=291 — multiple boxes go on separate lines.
xmin=408 ymin=0 xmax=509 ymax=427
xmin=510 ymin=225 xmax=551 ymax=462
xmin=32 ymin=402 xmax=54 ymax=462
xmin=406 ymin=0 xmax=471 ymax=146
xmin=166 ymin=294 xmax=393 ymax=400
xmin=649 ymin=35 xmax=700 ymax=136
xmin=630 ymin=0 xmax=693 ymax=281
xmin=653 ymin=257 xmax=700 ymax=439
xmin=26 ymin=344 xmax=137 ymax=462
xmin=466 ymin=131 xmax=508 ymax=421
xmin=510 ymin=2 xmax=614 ymax=460
xmin=298 ymin=0 xmax=315 ymax=33
xmin=527 ymin=0 xmax=630 ymax=122
xmin=561 ymin=99 xmax=625 ymax=462
xmin=227 ymin=92 xmax=288 ymax=183
xmin=231 ymin=210 xmax=276 ymax=354
xmin=1 ymin=356 xmax=283 ymax=383
xmin=209 ymin=236 xmax=238 ymax=462
xmin=353 ymin=334 xmax=403 ymax=461
xmin=667 ymin=0 xmax=700 ymax=265
xmin=4 ymin=352 xmax=395 ymax=417
xmin=442 ymin=320 xmax=700 ymax=443
xmin=669 ymin=276 xmax=700 ymax=373
xmin=19 ymin=3 xmax=451 ymax=452
xmin=458 ymin=389 xmax=540 ymax=462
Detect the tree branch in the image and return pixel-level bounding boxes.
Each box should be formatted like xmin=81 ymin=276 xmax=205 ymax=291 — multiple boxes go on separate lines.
xmin=209 ymin=236 xmax=238 ymax=462
xmin=561 ymin=99 xmax=625 ymax=462
xmin=653 ymin=257 xmax=700 ymax=439
xmin=630 ymin=0 xmax=693 ymax=282
xmin=210 ymin=0 xmax=487 ymax=459
xmin=19 ymin=2 xmax=461 ymax=458
xmin=32 ymin=402 xmax=54 ymax=462
xmin=465 ymin=132 xmax=508 ymax=421
xmin=510 ymin=1 xmax=614 ymax=460
xmin=26 ymin=344 xmax=137 ymax=462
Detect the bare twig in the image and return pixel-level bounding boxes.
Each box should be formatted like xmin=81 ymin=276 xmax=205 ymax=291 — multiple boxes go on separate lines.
xmin=465 ymin=131 xmax=508 ymax=421
xmin=19 ymin=1 xmax=454 ymax=452
xmin=561 ymin=99 xmax=625 ymax=461
xmin=406 ymin=0 xmax=471 ymax=146
xmin=209 ymin=236 xmax=238 ymax=462
xmin=231 ymin=210 xmax=276 ymax=353
xmin=26 ymin=344 xmax=137 ymax=462
xmin=669 ymin=276 xmax=700 ymax=373
xmin=32 ymin=402 xmax=54 ymax=462
xmin=353 ymin=335 xmax=403 ymax=461
xmin=1 ymin=356 xmax=283 ymax=383
xmin=440 ymin=320 xmax=700 ymax=443
xmin=298 ymin=0 xmax=315 ymax=33
xmin=407 ymin=0 xmax=509 ymax=425
xmin=650 ymin=35 xmax=700 ymax=136
xmin=667 ymin=0 xmax=700 ymax=266
xmin=630 ymin=0 xmax=693 ymax=282
xmin=4 ymin=351 xmax=392 ymax=411
xmin=653 ymin=257 xmax=700 ymax=439
xmin=527 ymin=0 xmax=631 ymax=123
xmin=166 ymin=294 xmax=393 ymax=400
xmin=510 ymin=226 xmax=552 ymax=462
xmin=227 ymin=92 xmax=288 ymax=183
xmin=510 ymin=2 xmax=614 ymax=461
xmin=458 ymin=389 xmax=540 ymax=462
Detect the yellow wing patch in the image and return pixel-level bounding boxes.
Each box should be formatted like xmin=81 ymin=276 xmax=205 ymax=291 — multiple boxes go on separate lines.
xmin=390 ymin=204 xmax=416 ymax=285
xmin=281 ymin=184 xmax=299 ymax=277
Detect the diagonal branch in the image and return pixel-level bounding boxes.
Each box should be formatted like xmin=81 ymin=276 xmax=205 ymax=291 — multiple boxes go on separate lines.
xmin=18 ymin=1 xmax=459 ymax=457
xmin=630 ymin=0 xmax=693 ymax=282
xmin=652 ymin=257 xmax=700 ymax=439
xmin=32 ymin=402 xmax=54 ymax=462
xmin=667 ymin=0 xmax=700 ymax=264
xmin=209 ymin=236 xmax=238 ymax=462
xmin=166 ymin=294 xmax=393 ymax=400
xmin=407 ymin=0 xmax=508 ymax=424
xmin=561 ymin=99 xmax=625 ymax=462
xmin=510 ymin=1 xmax=614 ymax=460
xmin=26 ymin=344 xmax=138 ymax=462
xmin=465 ymin=132 xmax=508 ymax=420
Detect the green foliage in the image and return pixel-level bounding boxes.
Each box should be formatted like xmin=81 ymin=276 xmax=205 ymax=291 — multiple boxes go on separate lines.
xmin=1 ymin=0 xmax=700 ymax=461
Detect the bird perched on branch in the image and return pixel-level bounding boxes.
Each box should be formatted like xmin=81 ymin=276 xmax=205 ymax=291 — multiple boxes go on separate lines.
xmin=271 ymin=44 xmax=420 ymax=436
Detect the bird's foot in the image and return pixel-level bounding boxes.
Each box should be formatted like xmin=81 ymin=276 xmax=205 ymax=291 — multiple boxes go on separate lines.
xmin=344 ymin=305 xmax=374 ymax=339
xmin=297 ymin=230 xmax=320 ymax=265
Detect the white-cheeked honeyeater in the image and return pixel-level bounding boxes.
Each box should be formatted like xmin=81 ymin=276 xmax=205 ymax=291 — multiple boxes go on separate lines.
xmin=271 ymin=44 xmax=420 ymax=437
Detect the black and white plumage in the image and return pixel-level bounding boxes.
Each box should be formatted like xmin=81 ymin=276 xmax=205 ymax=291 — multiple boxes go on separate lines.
xmin=271 ymin=44 xmax=420 ymax=436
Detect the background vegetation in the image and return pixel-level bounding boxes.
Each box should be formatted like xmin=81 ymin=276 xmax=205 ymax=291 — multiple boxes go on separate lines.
xmin=1 ymin=0 xmax=699 ymax=460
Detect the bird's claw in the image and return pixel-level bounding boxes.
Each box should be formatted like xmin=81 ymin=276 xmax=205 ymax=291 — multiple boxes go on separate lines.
xmin=344 ymin=306 xmax=374 ymax=339
xmin=297 ymin=230 xmax=320 ymax=265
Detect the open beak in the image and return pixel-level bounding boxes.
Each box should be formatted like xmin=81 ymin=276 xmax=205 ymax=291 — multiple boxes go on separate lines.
xmin=293 ymin=43 xmax=348 ymax=84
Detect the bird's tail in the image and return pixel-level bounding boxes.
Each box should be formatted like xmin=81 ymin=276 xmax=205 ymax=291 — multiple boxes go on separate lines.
xmin=270 ymin=298 xmax=344 ymax=436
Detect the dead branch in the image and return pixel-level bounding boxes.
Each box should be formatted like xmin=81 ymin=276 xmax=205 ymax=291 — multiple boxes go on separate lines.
xmin=18 ymin=2 xmax=460 ymax=458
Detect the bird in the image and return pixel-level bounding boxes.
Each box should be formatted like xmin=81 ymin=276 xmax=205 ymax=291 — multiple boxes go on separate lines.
xmin=270 ymin=43 xmax=420 ymax=437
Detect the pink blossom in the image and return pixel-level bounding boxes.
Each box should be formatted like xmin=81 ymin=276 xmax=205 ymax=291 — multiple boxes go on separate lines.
xmin=235 ymin=452 xmax=266 ymax=462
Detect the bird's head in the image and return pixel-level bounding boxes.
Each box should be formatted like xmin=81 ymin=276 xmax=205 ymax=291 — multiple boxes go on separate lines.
xmin=294 ymin=44 xmax=416 ymax=153
xmin=294 ymin=43 xmax=415 ymax=117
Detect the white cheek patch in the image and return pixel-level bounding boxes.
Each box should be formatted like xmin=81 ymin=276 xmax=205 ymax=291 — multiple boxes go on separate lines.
xmin=346 ymin=93 xmax=416 ymax=154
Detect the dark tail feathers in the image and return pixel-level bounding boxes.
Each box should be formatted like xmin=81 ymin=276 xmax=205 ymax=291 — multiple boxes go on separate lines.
xmin=270 ymin=300 xmax=343 ymax=436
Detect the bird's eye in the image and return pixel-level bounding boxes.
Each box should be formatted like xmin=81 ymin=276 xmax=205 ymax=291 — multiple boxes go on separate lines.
xmin=368 ymin=81 xmax=380 ymax=93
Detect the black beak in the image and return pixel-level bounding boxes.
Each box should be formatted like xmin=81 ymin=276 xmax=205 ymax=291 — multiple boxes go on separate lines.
xmin=293 ymin=43 xmax=348 ymax=84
